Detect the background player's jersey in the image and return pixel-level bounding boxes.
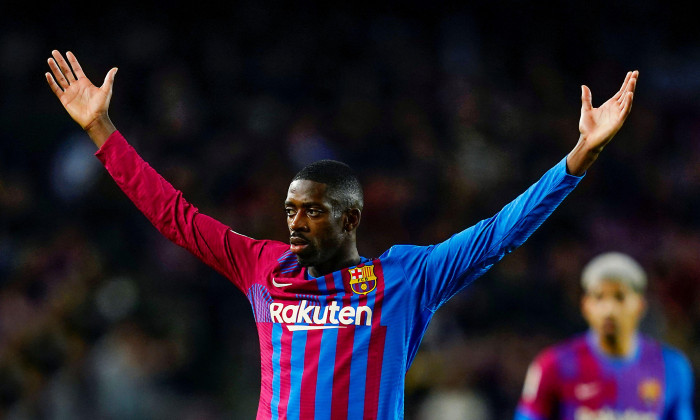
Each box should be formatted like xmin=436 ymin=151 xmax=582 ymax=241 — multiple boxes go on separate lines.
xmin=515 ymin=333 xmax=694 ymax=420
xmin=96 ymin=131 xmax=582 ymax=419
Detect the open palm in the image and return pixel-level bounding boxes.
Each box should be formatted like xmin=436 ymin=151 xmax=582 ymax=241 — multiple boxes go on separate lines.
xmin=46 ymin=50 xmax=117 ymax=130
xmin=579 ymin=70 xmax=638 ymax=151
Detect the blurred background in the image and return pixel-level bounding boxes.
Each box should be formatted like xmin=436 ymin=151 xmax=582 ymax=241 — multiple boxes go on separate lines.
xmin=2 ymin=1 xmax=699 ymax=418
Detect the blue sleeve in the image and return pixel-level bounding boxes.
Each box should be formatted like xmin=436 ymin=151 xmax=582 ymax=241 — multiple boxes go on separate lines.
xmin=663 ymin=346 xmax=694 ymax=420
xmin=383 ymin=157 xmax=582 ymax=311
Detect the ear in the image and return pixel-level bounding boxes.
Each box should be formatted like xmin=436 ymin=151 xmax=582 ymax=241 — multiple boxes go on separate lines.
xmin=637 ymin=295 xmax=648 ymax=318
xmin=343 ymin=208 xmax=361 ymax=232
xmin=580 ymin=294 xmax=591 ymax=323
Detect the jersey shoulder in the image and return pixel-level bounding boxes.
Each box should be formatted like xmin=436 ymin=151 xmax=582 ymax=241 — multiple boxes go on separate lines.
xmin=517 ymin=340 xmax=577 ymax=419
xmin=379 ymin=243 xmax=431 ymax=261
xmin=659 ymin=341 xmax=693 ymax=378
xmin=530 ymin=338 xmax=573 ymax=371
xmin=239 ymin=238 xmax=301 ymax=280
xmin=246 ymin=238 xmax=296 ymax=262
xmin=377 ymin=244 xmax=431 ymax=276
xmin=547 ymin=334 xmax=590 ymax=359
xmin=636 ymin=334 xmax=691 ymax=372
xmin=530 ymin=335 xmax=590 ymax=376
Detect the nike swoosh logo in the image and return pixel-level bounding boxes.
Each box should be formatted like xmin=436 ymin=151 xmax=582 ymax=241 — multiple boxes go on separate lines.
xmin=575 ymin=383 xmax=600 ymax=400
xmin=287 ymin=325 xmax=345 ymax=331
xmin=272 ymin=278 xmax=293 ymax=287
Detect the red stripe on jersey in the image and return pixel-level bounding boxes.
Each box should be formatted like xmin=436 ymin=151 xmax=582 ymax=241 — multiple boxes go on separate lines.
xmin=575 ymin=341 xmax=616 ymax=408
xmin=323 ymin=273 xmax=337 ymax=301
xmin=364 ymin=260 xmax=386 ymax=419
xmin=330 ymin=269 xmax=356 ymax=419
xmin=257 ymin=322 xmax=274 ymax=419
xmin=277 ymin=327 xmax=294 ymax=418
xmin=299 ymin=277 xmax=322 ymax=419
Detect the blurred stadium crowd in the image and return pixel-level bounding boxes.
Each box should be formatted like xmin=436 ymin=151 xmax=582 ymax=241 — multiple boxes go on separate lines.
xmin=1 ymin=2 xmax=699 ymax=418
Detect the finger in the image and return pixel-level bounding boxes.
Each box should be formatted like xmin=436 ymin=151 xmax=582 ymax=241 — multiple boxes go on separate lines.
xmin=100 ymin=67 xmax=118 ymax=92
xmin=627 ymin=70 xmax=639 ymax=93
xmin=66 ymin=51 xmax=87 ymax=80
xmin=47 ymin=57 xmax=70 ymax=90
xmin=45 ymin=72 xmax=63 ymax=97
xmin=620 ymin=91 xmax=634 ymax=118
xmin=618 ymin=74 xmax=638 ymax=109
xmin=614 ymin=71 xmax=632 ymax=102
xmin=618 ymin=71 xmax=640 ymax=108
xmin=581 ymin=85 xmax=593 ymax=112
xmin=51 ymin=50 xmax=77 ymax=82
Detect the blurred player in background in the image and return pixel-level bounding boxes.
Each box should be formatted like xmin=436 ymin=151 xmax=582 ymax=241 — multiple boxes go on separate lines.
xmin=46 ymin=49 xmax=638 ymax=420
xmin=515 ymin=252 xmax=694 ymax=420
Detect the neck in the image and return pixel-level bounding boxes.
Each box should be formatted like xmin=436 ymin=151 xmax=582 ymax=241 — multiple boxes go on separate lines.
xmin=595 ymin=331 xmax=636 ymax=358
xmin=308 ymin=248 xmax=360 ymax=278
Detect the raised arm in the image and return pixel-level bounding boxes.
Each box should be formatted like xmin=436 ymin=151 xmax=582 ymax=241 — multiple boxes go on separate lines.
xmin=566 ymin=70 xmax=639 ymax=175
xmin=45 ymin=50 xmax=117 ymax=147
xmin=45 ymin=50 xmax=275 ymax=292
xmin=396 ymin=72 xmax=639 ymax=310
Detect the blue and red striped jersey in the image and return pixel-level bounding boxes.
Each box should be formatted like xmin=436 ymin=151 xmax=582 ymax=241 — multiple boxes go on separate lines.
xmin=515 ymin=333 xmax=694 ymax=420
xmin=97 ymin=130 xmax=582 ymax=419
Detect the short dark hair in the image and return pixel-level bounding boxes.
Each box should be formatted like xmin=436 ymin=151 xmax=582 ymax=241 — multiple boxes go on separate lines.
xmin=292 ymin=160 xmax=363 ymax=213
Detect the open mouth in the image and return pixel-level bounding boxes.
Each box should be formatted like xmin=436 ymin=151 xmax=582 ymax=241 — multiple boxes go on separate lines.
xmin=602 ymin=319 xmax=617 ymax=334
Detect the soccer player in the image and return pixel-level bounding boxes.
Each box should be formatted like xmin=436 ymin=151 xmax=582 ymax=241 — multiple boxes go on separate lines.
xmin=515 ymin=252 xmax=694 ymax=420
xmin=46 ymin=50 xmax=638 ymax=420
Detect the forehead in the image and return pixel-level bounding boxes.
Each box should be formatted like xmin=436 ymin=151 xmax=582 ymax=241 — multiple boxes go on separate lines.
xmin=286 ymin=180 xmax=331 ymax=204
xmin=585 ymin=278 xmax=638 ymax=296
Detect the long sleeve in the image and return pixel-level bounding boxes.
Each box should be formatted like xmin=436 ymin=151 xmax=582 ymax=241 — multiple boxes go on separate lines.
xmin=95 ymin=130 xmax=274 ymax=291
xmin=385 ymin=156 xmax=583 ymax=311
xmin=662 ymin=346 xmax=695 ymax=420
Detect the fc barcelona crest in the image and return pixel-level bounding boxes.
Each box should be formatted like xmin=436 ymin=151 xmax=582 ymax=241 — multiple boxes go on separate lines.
xmin=638 ymin=378 xmax=661 ymax=407
xmin=349 ymin=265 xmax=377 ymax=295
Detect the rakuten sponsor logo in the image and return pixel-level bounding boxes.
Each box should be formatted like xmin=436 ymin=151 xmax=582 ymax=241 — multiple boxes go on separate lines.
xmin=269 ymin=300 xmax=372 ymax=331
xmin=575 ymin=407 xmax=657 ymax=420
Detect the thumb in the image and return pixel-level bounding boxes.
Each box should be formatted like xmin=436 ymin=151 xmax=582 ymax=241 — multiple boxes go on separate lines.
xmin=581 ymin=85 xmax=592 ymax=112
xmin=101 ymin=67 xmax=118 ymax=91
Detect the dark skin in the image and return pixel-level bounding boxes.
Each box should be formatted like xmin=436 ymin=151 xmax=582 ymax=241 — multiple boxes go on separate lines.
xmin=46 ymin=50 xmax=638 ymax=277
xmin=285 ymin=180 xmax=361 ymax=277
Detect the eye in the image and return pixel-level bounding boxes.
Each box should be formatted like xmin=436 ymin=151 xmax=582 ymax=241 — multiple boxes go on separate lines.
xmin=285 ymin=208 xmax=296 ymax=217
xmin=307 ymin=208 xmax=321 ymax=217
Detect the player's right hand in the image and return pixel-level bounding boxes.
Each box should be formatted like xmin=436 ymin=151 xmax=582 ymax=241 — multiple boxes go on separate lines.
xmin=45 ymin=50 xmax=117 ymax=131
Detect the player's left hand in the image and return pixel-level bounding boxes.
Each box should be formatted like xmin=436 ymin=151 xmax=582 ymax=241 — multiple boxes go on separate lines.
xmin=579 ymin=70 xmax=638 ymax=151
xmin=566 ymin=70 xmax=638 ymax=175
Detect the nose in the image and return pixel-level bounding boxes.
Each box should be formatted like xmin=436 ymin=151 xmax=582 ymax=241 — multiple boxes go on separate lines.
xmin=289 ymin=212 xmax=308 ymax=232
xmin=599 ymin=298 xmax=619 ymax=316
